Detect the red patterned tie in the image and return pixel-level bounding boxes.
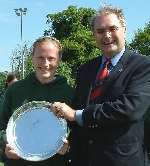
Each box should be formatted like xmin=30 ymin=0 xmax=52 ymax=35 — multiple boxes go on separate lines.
xmin=90 ymin=58 xmax=111 ymax=101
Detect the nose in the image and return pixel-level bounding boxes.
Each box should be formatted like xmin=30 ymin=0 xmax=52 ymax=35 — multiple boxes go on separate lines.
xmin=41 ymin=58 xmax=50 ymax=66
xmin=104 ymin=31 xmax=111 ymax=38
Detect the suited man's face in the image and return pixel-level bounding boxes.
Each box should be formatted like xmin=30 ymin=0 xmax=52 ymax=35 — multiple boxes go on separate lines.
xmin=93 ymin=13 xmax=126 ymax=57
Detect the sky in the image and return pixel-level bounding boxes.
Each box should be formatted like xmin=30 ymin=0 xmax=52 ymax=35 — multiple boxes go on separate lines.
xmin=0 ymin=0 xmax=150 ymax=72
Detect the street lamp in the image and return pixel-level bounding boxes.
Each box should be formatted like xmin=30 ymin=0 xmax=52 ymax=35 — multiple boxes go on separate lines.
xmin=14 ymin=8 xmax=27 ymax=78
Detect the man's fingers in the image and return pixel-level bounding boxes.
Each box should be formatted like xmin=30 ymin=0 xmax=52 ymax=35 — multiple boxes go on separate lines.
xmin=51 ymin=102 xmax=65 ymax=118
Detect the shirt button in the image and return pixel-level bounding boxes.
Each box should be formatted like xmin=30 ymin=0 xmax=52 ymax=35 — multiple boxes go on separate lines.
xmin=89 ymin=139 xmax=94 ymax=144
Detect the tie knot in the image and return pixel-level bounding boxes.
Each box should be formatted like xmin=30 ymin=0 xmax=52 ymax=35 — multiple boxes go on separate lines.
xmin=104 ymin=58 xmax=111 ymax=69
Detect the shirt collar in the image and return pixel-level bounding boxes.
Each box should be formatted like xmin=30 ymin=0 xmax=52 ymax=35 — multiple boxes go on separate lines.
xmin=102 ymin=47 xmax=125 ymax=67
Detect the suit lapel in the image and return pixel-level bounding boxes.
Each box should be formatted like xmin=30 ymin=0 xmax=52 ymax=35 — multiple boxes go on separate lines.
xmin=105 ymin=48 xmax=132 ymax=83
xmin=90 ymin=49 xmax=133 ymax=102
xmin=86 ymin=56 xmax=102 ymax=104
xmin=106 ymin=63 xmax=124 ymax=82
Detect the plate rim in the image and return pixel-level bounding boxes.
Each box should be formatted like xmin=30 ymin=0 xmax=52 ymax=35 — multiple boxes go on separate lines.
xmin=6 ymin=100 xmax=68 ymax=161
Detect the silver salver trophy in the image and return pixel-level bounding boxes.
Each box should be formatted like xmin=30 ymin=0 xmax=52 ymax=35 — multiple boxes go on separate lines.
xmin=6 ymin=101 xmax=67 ymax=161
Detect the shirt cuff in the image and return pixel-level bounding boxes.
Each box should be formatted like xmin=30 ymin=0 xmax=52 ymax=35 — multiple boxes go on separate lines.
xmin=75 ymin=110 xmax=83 ymax=126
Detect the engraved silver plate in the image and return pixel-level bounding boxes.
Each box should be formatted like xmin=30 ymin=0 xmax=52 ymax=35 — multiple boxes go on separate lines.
xmin=6 ymin=101 xmax=67 ymax=161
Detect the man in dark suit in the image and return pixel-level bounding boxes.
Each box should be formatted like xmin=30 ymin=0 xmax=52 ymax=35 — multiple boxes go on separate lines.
xmin=52 ymin=5 xmax=150 ymax=166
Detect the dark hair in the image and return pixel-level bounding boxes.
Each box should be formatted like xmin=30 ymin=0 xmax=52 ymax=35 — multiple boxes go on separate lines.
xmin=5 ymin=73 xmax=18 ymax=89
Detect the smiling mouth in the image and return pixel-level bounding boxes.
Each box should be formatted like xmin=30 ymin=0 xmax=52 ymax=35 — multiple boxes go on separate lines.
xmin=38 ymin=67 xmax=49 ymax=72
xmin=103 ymin=43 xmax=113 ymax=46
xmin=103 ymin=40 xmax=116 ymax=46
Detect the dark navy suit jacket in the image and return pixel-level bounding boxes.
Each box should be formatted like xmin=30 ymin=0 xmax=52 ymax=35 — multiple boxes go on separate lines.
xmin=69 ymin=49 xmax=150 ymax=166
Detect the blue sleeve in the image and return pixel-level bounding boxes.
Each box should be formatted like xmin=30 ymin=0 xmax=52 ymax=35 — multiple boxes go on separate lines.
xmin=75 ymin=110 xmax=83 ymax=126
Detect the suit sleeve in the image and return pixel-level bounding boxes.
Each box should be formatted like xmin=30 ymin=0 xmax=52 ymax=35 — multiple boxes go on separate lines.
xmin=81 ymin=58 xmax=150 ymax=128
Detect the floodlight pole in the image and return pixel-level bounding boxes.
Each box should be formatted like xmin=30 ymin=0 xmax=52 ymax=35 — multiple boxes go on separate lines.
xmin=14 ymin=8 xmax=27 ymax=78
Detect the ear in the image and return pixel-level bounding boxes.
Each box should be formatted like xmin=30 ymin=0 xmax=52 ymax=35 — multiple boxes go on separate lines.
xmin=123 ymin=26 xmax=126 ymax=33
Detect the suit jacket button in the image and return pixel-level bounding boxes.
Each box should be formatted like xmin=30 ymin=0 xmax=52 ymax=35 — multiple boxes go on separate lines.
xmin=68 ymin=159 xmax=71 ymax=163
xmin=89 ymin=139 xmax=94 ymax=144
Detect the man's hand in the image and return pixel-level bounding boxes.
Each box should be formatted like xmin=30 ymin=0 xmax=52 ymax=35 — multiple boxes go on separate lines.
xmin=5 ymin=144 xmax=20 ymax=159
xmin=51 ymin=102 xmax=76 ymax=121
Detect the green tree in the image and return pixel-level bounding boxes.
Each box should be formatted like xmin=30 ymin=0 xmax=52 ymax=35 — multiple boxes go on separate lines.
xmin=45 ymin=6 xmax=100 ymax=86
xmin=57 ymin=61 xmax=75 ymax=86
xmin=0 ymin=71 xmax=8 ymax=101
xmin=129 ymin=21 xmax=150 ymax=56
xmin=25 ymin=54 xmax=34 ymax=76
xmin=11 ymin=6 xmax=101 ymax=86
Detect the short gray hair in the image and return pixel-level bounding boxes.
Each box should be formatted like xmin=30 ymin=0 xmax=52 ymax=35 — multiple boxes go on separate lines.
xmin=91 ymin=5 xmax=126 ymax=32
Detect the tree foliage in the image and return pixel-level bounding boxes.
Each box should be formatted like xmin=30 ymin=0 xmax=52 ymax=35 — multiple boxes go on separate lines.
xmin=10 ymin=6 xmax=150 ymax=88
xmin=0 ymin=71 xmax=8 ymax=93
xmin=129 ymin=21 xmax=150 ymax=56
xmin=57 ymin=62 xmax=75 ymax=86
xmin=0 ymin=71 xmax=8 ymax=102
xmin=45 ymin=6 xmax=100 ymax=86
xmin=10 ymin=6 xmax=101 ymax=86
